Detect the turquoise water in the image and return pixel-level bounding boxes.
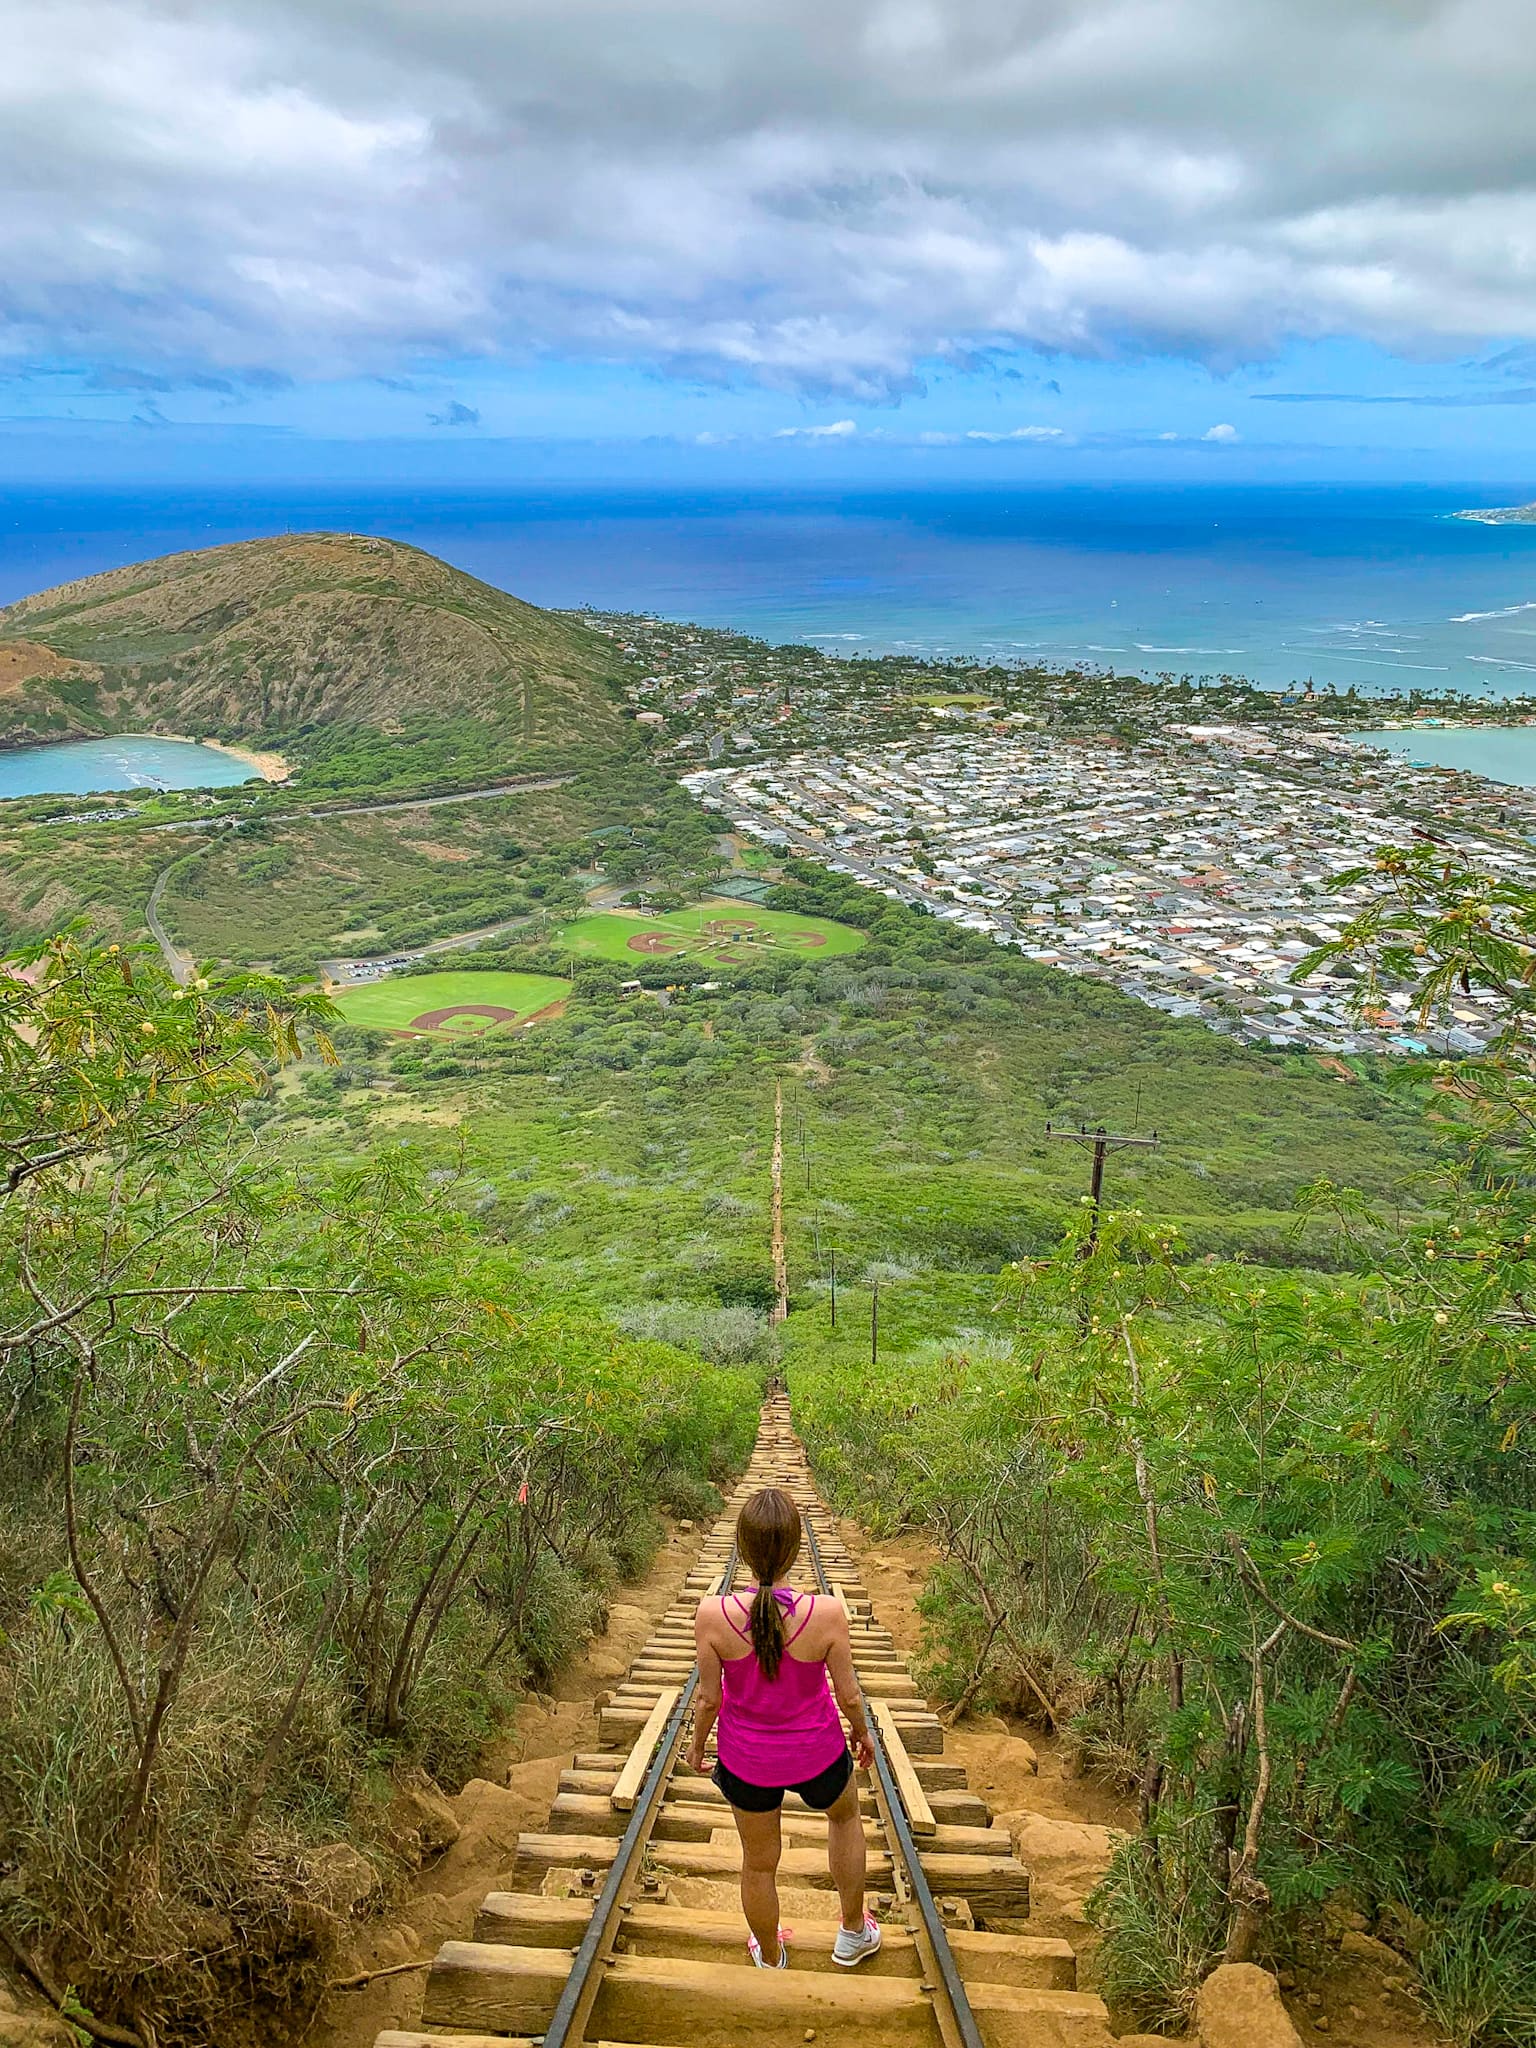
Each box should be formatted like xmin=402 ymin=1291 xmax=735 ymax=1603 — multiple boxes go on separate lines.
xmin=0 ymin=735 xmax=261 ymax=799
xmin=1351 ymin=726 xmax=1536 ymax=787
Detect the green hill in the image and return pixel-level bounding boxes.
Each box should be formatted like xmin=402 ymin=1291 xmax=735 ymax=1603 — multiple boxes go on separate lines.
xmin=0 ymin=532 xmax=627 ymax=751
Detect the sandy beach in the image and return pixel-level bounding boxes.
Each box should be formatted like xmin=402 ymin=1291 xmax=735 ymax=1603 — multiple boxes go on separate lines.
xmin=165 ymin=734 xmax=291 ymax=781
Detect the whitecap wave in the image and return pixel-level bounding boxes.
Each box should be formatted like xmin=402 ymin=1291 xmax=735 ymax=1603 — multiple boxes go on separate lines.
xmin=1466 ymin=654 xmax=1536 ymax=672
xmin=1449 ymin=600 xmax=1536 ymax=622
xmin=1308 ymin=652 xmax=1451 ymax=670
xmin=1301 ymin=621 xmax=1397 ymax=636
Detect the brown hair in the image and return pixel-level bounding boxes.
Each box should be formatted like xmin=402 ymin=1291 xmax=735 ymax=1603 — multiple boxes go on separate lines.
xmin=736 ymin=1487 xmax=802 ymax=1680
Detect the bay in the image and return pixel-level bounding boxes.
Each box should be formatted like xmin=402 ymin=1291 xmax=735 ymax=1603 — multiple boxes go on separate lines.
xmin=1350 ymin=725 xmax=1536 ymax=788
xmin=0 ymin=735 xmax=262 ymax=800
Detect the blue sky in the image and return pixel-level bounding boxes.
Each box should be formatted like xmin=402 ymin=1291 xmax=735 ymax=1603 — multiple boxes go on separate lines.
xmin=5 ymin=0 xmax=1536 ymax=485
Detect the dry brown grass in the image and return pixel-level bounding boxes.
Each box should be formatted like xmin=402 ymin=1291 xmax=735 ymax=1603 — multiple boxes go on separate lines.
xmin=0 ymin=640 xmax=100 ymax=700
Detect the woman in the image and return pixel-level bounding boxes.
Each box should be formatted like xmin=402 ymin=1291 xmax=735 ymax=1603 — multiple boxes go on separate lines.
xmin=686 ymin=1485 xmax=881 ymax=1970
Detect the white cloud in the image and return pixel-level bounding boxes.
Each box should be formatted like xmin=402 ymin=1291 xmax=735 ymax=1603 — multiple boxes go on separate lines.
xmin=773 ymin=418 xmax=859 ymax=438
xmin=965 ymin=425 xmax=1064 ymax=441
xmin=1202 ymin=421 xmax=1239 ymax=441
xmin=4 ymin=0 xmax=1536 ymax=392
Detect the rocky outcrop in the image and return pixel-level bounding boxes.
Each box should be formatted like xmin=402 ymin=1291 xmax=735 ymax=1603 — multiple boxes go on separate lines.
xmin=1000 ymin=1811 xmax=1121 ymax=1937
xmin=389 ymin=1766 xmax=462 ymax=1865
xmin=1196 ymin=1963 xmax=1304 ymax=2048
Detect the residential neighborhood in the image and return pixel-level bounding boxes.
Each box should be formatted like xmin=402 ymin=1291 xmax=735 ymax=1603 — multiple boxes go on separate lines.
xmin=682 ymin=724 xmax=1534 ymax=1055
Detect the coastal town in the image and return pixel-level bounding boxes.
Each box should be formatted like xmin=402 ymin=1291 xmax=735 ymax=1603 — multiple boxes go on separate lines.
xmin=588 ymin=613 xmax=1536 ymax=1056
xmin=682 ymin=726 xmax=1535 ymax=1054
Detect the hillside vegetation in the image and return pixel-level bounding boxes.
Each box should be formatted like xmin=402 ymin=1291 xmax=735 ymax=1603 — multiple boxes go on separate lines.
xmin=0 ymin=533 xmax=626 ymax=752
xmin=0 ymin=940 xmax=752 ymax=2045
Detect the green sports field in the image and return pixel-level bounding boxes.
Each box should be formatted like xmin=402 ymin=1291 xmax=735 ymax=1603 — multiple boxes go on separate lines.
xmin=550 ymin=903 xmax=866 ymax=967
xmin=333 ymin=969 xmax=571 ymax=1035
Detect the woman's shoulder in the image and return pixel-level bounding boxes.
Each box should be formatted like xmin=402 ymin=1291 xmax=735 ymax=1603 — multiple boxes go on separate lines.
xmin=695 ymin=1591 xmax=743 ymax=1628
xmin=790 ymin=1587 xmax=845 ymax=1634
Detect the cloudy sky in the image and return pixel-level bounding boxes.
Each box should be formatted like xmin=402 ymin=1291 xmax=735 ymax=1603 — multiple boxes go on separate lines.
xmin=6 ymin=0 xmax=1536 ymax=478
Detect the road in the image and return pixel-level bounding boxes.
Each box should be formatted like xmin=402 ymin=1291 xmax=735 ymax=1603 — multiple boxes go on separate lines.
xmin=320 ymin=876 xmax=636 ymax=986
xmin=138 ymin=771 xmax=576 ymax=836
xmin=319 ymin=914 xmax=541 ymax=987
xmin=145 ymin=846 xmax=211 ymax=984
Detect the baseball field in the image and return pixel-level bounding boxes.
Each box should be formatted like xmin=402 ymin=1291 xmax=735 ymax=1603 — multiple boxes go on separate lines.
xmin=550 ymin=903 xmax=866 ymax=966
xmin=332 ymin=969 xmax=571 ymax=1035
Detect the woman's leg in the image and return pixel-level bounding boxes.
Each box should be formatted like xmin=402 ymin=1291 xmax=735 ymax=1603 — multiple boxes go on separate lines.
xmin=824 ymin=1774 xmax=866 ymax=1932
xmin=730 ymin=1803 xmax=785 ymax=1963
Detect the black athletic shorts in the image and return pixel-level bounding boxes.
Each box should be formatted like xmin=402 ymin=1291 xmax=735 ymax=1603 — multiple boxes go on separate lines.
xmin=713 ymin=1747 xmax=854 ymax=1815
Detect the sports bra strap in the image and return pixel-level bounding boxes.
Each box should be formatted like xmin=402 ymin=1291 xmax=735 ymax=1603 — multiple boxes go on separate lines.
xmin=785 ymin=1591 xmax=816 ymax=1643
xmin=720 ymin=1586 xmax=815 ymax=1647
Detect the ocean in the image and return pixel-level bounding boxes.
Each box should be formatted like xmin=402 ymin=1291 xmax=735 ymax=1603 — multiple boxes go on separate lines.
xmin=4 ymin=481 xmax=1536 ymax=700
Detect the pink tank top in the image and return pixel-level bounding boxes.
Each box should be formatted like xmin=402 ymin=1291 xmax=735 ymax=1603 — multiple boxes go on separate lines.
xmin=715 ymin=1587 xmax=846 ymax=1786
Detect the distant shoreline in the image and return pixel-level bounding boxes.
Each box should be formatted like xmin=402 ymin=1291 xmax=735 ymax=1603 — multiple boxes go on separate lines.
xmin=1454 ymin=502 xmax=1536 ymax=525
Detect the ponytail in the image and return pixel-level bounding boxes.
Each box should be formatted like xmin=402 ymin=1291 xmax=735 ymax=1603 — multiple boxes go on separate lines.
xmin=750 ymin=1581 xmax=787 ymax=1682
xmin=736 ymin=1485 xmax=802 ymax=1680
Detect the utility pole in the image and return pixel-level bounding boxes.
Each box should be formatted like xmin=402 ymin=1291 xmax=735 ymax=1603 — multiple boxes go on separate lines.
xmin=1046 ymin=1121 xmax=1160 ymax=1252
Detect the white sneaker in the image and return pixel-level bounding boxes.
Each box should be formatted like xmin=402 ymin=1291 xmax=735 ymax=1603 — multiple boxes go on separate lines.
xmin=832 ymin=1912 xmax=882 ymax=1967
xmin=748 ymin=1927 xmax=790 ymax=1968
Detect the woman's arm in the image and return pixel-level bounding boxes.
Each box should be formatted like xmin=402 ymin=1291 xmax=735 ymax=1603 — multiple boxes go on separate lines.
xmin=686 ymin=1601 xmax=723 ymax=1773
xmin=825 ymin=1608 xmax=876 ymax=1770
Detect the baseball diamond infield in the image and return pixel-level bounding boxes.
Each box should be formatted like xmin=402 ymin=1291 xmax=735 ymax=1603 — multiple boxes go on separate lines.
xmin=408 ymin=1003 xmax=523 ymax=1029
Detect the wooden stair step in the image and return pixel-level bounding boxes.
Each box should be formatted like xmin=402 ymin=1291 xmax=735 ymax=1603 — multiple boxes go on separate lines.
xmin=512 ymin=1833 xmax=1030 ymax=1916
xmin=379 ymin=2036 xmax=687 ymax=2047
xmin=656 ymin=1799 xmax=1006 ymax=1857
xmin=376 ymin=2034 xmax=539 ymax=2048
xmin=423 ymin=1941 xmax=1107 ymax=2046
xmin=472 ymin=1895 xmax=1076 ymax=1987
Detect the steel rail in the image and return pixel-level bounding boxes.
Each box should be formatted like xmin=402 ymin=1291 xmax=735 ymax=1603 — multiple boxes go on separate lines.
xmin=539 ymin=1542 xmax=738 ymax=2048
xmin=800 ymin=1510 xmax=987 ymax=2048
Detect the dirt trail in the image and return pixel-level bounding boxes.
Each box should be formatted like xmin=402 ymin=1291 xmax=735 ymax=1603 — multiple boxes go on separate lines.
xmin=315 ymin=1503 xmax=1438 ymax=2048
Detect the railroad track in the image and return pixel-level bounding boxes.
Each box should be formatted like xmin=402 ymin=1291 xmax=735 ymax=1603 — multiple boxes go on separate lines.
xmin=377 ymin=1394 xmax=1114 ymax=2048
